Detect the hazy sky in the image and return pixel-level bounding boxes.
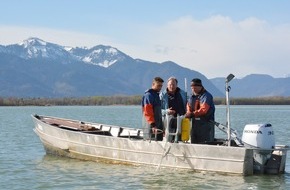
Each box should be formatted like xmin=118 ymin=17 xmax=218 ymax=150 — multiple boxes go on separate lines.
xmin=1 ymin=0 xmax=290 ymax=78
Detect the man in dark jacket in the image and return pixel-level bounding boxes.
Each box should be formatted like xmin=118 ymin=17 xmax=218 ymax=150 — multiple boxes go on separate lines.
xmin=142 ymin=77 xmax=164 ymax=141
xmin=185 ymin=78 xmax=215 ymax=144
xmin=160 ymin=77 xmax=187 ymax=142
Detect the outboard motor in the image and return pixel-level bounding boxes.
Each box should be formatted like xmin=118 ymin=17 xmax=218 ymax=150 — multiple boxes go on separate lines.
xmin=242 ymin=123 xmax=275 ymax=172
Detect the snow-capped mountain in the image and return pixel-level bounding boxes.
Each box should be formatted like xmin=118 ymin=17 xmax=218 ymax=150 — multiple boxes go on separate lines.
xmin=2 ymin=37 xmax=131 ymax=68
xmin=7 ymin=37 xmax=74 ymax=61
xmin=69 ymin=45 xmax=129 ymax=67
xmin=0 ymin=37 xmax=289 ymax=98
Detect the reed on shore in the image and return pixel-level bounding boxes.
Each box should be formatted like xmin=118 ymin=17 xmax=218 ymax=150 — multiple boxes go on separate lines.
xmin=1 ymin=96 xmax=290 ymax=106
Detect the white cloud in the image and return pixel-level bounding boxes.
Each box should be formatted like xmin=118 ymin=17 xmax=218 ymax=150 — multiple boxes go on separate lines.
xmin=128 ymin=15 xmax=290 ymax=78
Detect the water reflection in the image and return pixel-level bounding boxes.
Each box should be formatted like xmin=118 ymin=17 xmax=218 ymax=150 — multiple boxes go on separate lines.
xmin=32 ymin=154 xmax=290 ymax=190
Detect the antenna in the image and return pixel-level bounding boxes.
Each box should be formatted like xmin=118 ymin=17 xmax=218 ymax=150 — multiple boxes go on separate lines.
xmin=225 ymin=73 xmax=235 ymax=146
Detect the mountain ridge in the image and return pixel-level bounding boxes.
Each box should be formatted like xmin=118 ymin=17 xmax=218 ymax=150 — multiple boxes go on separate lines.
xmin=0 ymin=37 xmax=289 ymax=98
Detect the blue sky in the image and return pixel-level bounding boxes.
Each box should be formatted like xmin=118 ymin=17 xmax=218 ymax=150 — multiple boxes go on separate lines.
xmin=1 ymin=0 xmax=290 ymax=78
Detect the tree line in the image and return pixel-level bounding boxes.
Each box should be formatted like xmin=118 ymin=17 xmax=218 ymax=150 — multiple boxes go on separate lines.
xmin=1 ymin=96 xmax=290 ymax=106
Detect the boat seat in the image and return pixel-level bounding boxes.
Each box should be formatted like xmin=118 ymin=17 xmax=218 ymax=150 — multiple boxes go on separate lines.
xmin=118 ymin=128 xmax=143 ymax=139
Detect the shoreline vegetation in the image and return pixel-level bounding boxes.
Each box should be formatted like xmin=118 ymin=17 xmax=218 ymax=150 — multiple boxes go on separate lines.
xmin=1 ymin=96 xmax=290 ymax=106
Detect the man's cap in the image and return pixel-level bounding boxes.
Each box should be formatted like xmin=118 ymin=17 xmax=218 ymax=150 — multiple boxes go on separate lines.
xmin=191 ymin=78 xmax=202 ymax=86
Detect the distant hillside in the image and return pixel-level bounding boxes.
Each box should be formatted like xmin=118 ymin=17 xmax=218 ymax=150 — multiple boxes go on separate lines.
xmin=210 ymin=74 xmax=290 ymax=97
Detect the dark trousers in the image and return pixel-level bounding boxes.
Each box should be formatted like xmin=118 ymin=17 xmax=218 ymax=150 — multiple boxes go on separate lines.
xmin=191 ymin=120 xmax=211 ymax=144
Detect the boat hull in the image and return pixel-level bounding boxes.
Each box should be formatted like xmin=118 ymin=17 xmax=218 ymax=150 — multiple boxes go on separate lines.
xmin=32 ymin=115 xmax=287 ymax=175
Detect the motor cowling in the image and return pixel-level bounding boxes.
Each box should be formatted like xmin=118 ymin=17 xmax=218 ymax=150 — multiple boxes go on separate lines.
xmin=242 ymin=124 xmax=277 ymax=172
xmin=242 ymin=123 xmax=275 ymax=149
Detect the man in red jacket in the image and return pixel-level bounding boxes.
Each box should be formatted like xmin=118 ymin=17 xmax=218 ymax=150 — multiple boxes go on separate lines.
xmin=142 ymin=77 xmax=164 ymax=141
xmin=185 ymin=78 xmax=215 ymax=144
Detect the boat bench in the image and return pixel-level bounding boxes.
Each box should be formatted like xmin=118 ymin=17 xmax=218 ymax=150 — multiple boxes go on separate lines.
xmin=95 ymin=124 xmax=142 ymax=139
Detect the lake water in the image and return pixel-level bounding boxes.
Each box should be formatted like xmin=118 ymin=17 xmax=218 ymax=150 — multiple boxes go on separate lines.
xmin=1 ymin=105 xmax=290 ymax=189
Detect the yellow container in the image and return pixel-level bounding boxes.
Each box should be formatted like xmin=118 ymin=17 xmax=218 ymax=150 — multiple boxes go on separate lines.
xmin=181 ymin=118 xmax=190 ymax=142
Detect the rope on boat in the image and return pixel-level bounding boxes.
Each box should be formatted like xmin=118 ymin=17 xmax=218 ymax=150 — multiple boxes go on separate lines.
xmin=156 ymin=142 xmax=172 ymax=171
